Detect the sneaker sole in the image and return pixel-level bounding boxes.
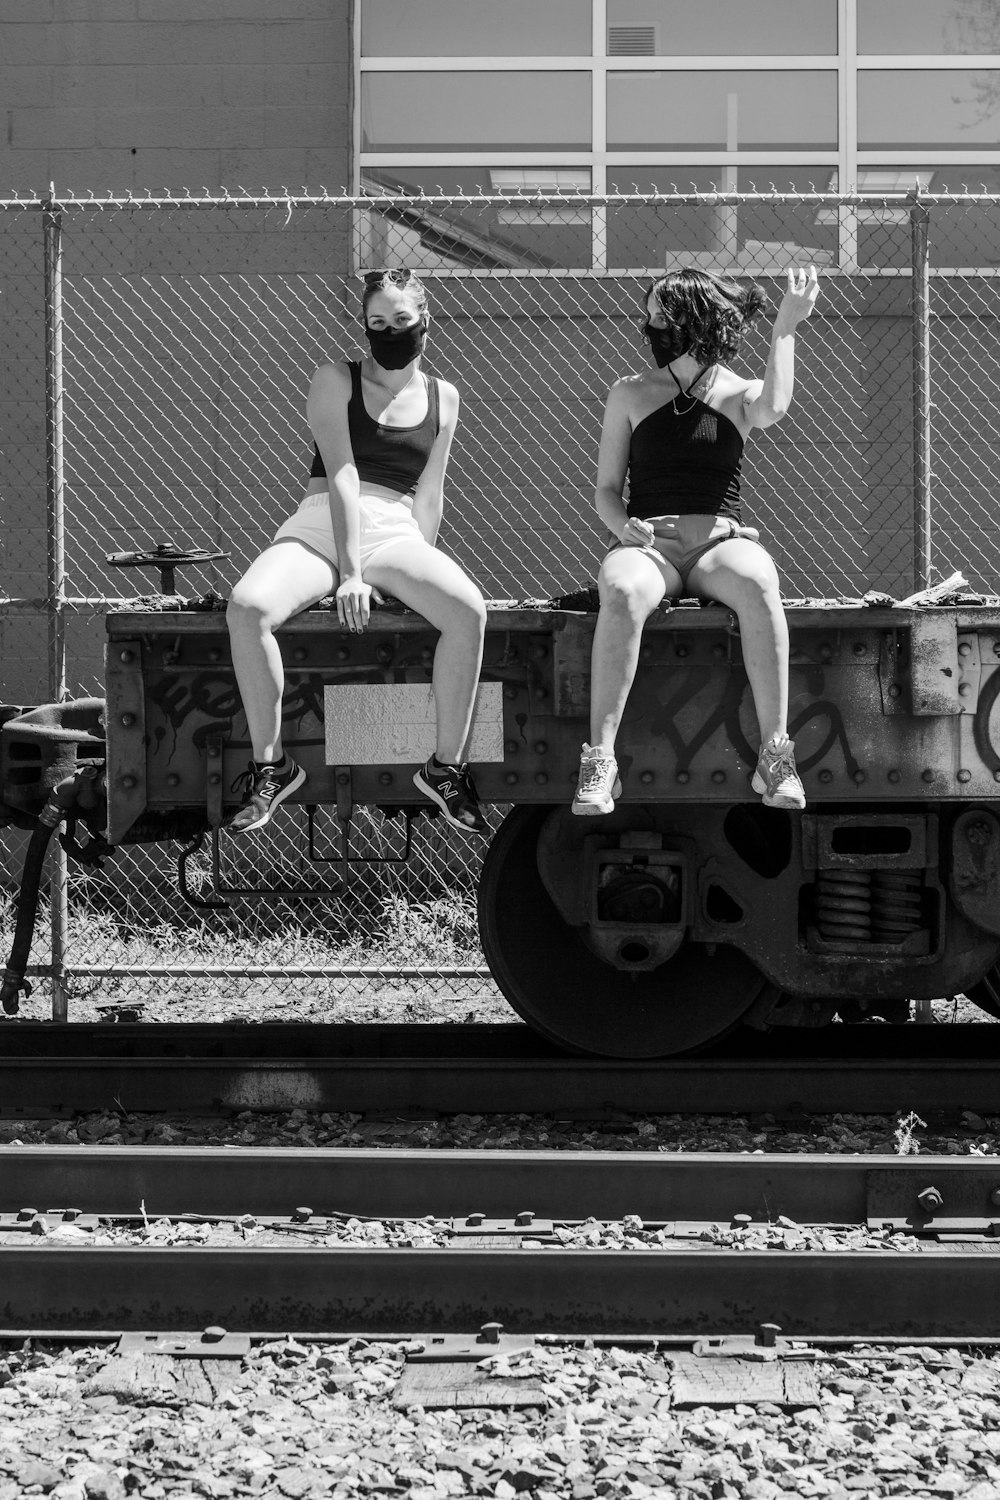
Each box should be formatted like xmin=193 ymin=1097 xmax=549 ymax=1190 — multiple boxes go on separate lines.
xmin=226 ymin=764 xmax=307 ymax=834
xmin=572 ymin=778 xmax=622 ymax=816
xmin=751 ymin=771 xmax=806 ymax=810
xmin=412 ymin=768 xmax=486 ymax=834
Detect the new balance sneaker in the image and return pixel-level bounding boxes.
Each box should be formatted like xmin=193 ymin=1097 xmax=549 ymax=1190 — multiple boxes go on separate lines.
xmin=413 ymin=756 xmax=488 ymax=833
xmin=226 ymin=755 xmax=306 ymax=834
xmin=751 ymin=735 xmax=806 ymax=810
xmin=572 ymin=742 xmax=622 ymax=816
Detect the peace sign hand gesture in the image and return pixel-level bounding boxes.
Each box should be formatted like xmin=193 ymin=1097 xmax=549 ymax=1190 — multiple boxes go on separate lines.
xmin=777 ymin=264 xmax=820 ymax=327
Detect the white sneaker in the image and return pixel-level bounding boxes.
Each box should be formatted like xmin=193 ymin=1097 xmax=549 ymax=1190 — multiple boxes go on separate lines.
xmin=751 ymin=735 xmax=806 ymax=810
xmin=572 ymin=743 xmax=622 ymax=816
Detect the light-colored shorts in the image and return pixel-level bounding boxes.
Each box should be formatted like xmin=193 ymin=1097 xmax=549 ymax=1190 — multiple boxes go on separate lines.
xmin=273 ymin=489 xmax=427 ymax=573
xmin=608 ymin=514 xmax=765 ymax=590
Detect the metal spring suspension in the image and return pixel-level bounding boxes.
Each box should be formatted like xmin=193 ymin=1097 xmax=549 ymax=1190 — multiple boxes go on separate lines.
xmin=815 ymin=870 xmax=872 ymax=943
xmin=815 ymin=869 xmax=924 ymax=945
xmin=870 ymin=870 xmax=923 ymax=942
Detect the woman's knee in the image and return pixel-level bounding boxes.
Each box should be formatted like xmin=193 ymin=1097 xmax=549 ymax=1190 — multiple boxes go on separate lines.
xmin=599 ymin=571 xmax=654 ymax=627
xmin=227 ymin=584 xmax=283 ymax=635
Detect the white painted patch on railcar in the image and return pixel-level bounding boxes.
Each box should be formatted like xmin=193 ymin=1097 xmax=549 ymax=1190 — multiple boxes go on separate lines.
xmin=323 ymin=682 xmax=505 ymax=764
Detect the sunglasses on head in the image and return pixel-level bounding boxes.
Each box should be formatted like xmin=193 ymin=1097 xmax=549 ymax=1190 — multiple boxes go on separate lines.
xmin=363 ymin=267 xmax=415 ymax=286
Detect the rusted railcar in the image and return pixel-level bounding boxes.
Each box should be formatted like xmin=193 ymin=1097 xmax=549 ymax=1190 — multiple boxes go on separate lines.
xmin=5 ymin=589 xmax=1000 ymax=1057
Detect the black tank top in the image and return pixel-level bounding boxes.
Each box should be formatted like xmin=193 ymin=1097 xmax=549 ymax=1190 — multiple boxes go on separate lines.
xmin=627 ymin=368 xmax=744 ymax=522
xmin=310 ymin=361 xmax=440 ymax=496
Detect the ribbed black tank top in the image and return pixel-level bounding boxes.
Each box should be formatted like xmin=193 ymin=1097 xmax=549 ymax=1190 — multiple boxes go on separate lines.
xmin=310 ymin=361 xmax=440 ymax=496
xmin=627 ymin=377 xmax=744 ymax=522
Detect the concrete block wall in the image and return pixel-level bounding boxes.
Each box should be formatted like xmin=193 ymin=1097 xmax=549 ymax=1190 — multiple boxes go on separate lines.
xmin=0 ymin=0 xmax=354 ymax=703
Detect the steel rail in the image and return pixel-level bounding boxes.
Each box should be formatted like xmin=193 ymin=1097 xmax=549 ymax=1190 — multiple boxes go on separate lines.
xmin=2 ymin=1149 xmax=1000 ymax=1338
xmin=1 ymin=1022 xmax=998 ymax=1115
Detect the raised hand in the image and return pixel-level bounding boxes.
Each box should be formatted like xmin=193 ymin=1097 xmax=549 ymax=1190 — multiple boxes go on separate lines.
xmin=778 ymin=264 xmax=820 ymax=326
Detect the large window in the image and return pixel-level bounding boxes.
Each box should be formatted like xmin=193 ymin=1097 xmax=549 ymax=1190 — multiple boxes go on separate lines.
xmin=357 ymin=0 xmax=1000 ymax=271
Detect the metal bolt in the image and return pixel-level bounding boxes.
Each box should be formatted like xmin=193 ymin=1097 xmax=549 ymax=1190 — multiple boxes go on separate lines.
xmin=534 ymin=772 xmax=549 ymax=785
xmin=207 ymin=744 xmax=220 ymax=758
xmin=854 ymin=770 xmax=866 ymax=785
xmin=514 ymin=1210 xmax=534 ymax=1227
xmin=994 ymin=641 xmax=1000 ymax=658
xmin=337 ymin=773 xmax=350 ymax=786
xmin=532 ymin=645 xmax=548 ymax=661
xmin=755 ymin=1323 xmax=781 ymax=1348
xmin=120 ymin=713 xmax=135 ymax=727
xmin=853 ymin=641 xmax=867 ymax=655
xmin=711 ymin=770 xmax=726 ymax=783
xmin=376 ymin=646 xmax=392 ymax=664
xmin=818 ymin=768 xmax=833 ymax=784
xmin=208 ymin=648 xmax=222 ymax=663
xmin=640 ymin=770 xmax=654 ymax=784
xmin=888 ymin=683 xmax=901 ymax=698
xmin=676 ymin=770 xmax=690 ymax=784
xmin=378 ymin=772 xmax=393 ymax=785
xmin=291 ymin=1206 xmax=312 ymax=1223
xmin=675 ymin=643 xmax=689 ymax=658
xmin=957 ymin=769 xmax=972 ymax=784
xmin=121 ymin=774 xmax=137 ymax=789
xmin=292 ymin=648 xmax=307 ymax=662
xmin=917 ymin=1186 xmax=943 ymax=1213
xmin=959 ymin=682 xmax=972 ymax=697
xmin=479 ymin=1321 xmax=504 ymax=1344
xmin=887 ymin=769 xmax=901 ymax=784
xmin=166 ymin=773 xmax=180 ymax=788
xmin=534 ymin=741 xmax=548 ymax=755
xmin=819 ymin=644 xmax=833 ymax=661
xmin=505 ymin=772 xmax=519 ymax=785
xmin=208 ymin=773 xmax=221 ymax=786
xmin=731 ymin=1213 xmax=753 ymax=1230
xmin=712 ymin=644 xmax=726 ymax=659
xmin=922 ymin=769 xmax=935 ymax=783
xmin=335 ymin=647 xmax=350 ymax=662
xmin=504 ymin=686 xmax=518 ymax=700
xmin=119 ymin=649 xmax=134 ymax=664
xmin=504 ymin=740 xmax=519 ymax=755
xmin=201 ymin=1326 xmax=227 ymax=1344
xmin=989 ymin=1187 xmax=1000 ymax=1208
xmin=959 ymin=641 xmax=972 ymax=656
xmin=466 ymin=1211 xmax=485 ymax=1227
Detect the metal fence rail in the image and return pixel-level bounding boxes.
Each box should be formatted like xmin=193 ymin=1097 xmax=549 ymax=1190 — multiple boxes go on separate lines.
xmin=3 ymin=189 xmax=1000 ymax=1018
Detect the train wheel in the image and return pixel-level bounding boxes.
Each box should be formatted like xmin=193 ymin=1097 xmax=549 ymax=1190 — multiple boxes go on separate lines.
xmin=478 ymin=806 xmax=767 ymax=1058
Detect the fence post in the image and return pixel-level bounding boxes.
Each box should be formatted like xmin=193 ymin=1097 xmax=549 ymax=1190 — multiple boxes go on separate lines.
xmin=909 ymin=186 xmax=932 ymax=593
xmin=43 ymin=184 xmax=69 ymax=1022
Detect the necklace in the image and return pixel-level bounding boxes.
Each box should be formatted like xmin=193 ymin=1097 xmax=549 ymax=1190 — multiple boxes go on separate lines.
xmin=669 ymin=362 xmax=713 ymax=416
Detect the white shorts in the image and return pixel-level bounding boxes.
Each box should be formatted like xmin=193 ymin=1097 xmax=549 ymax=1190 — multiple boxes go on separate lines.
xmin=273 ymin=489 xmax=428 ymax=572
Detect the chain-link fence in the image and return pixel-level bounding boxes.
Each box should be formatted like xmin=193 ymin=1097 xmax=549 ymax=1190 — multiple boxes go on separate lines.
xmin=3 ymin=189 xmax=1000 ymax=1019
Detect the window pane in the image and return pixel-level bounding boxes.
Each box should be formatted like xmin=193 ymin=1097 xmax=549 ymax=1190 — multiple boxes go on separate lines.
xmin=359 ymin=167 xmax=594 ymax=270
xmin=854 ymin=164 xmax=1000 ymax=268
xmin=607 ymin=71 xmax=837 ymax=149
xmin=606 ymin=0 xmax=835 ymax=56
xmin=606 ymin=168 xmax=838 ymax=268
xmin=858 ymin=1 xmax=1000 ymax=55
xmin=361 ymin=72 xmax=591 ymax=151
xmin=859 ymin=70 xmax=1000 ymax=147
xmin=362 ymin=0 xmax=592 ymax=56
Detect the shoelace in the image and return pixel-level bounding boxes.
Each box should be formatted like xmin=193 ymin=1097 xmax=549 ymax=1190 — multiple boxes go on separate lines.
xmin=766 ymin=750 xmax=799 ymax=787
xmin=579 ymin=758 xmax=614 ymax=792
xmin=231 ymin=763 xmax=282 ymax=801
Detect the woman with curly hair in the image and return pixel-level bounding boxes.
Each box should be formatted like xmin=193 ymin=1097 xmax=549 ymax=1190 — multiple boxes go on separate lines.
xmin=573 ymin=264 xmax=819 ymax=816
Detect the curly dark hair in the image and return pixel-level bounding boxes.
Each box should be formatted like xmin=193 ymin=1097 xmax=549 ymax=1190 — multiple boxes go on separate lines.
xmin=644 ymin=268 xmax=767 ymax=364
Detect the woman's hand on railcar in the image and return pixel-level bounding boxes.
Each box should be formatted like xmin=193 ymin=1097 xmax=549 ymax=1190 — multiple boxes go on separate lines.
xmin=620 ymin=516 xmax=655 ymax=547
xmin=336 ymin=574 xmax=381 ymax=632
xmin=775 ymin=265 xmax=820 ymax=330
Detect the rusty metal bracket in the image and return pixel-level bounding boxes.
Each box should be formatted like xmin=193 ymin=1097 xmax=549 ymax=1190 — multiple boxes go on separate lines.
xmin=449 ymin=1214 xmax=554 ymax=1236
xmin=692 ymin=1325 xmax=817 ymax=1364
xmin=908 ymin=614 xmax=962 ymax=716
xmin=867 ymin=1167 xmax=1000 ymax=1236
xmin=407 ymin=1324 xmax=536 ymax=1363
xmin=0 ymin=1208 xmax=98 ymax=1234
xmin=114 ymin=1328 xmax=250 ymax=1359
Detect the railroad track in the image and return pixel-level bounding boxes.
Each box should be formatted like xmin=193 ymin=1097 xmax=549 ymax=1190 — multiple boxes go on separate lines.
xmin=3 ymin=1147 xmax=1000 ymax=1340
xmin=1 ymin=1021 xmax=999 ymax=1115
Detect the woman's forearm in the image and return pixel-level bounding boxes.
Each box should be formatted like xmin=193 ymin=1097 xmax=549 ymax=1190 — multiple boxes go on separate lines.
xmin=756 ymin=317 xmax=797 ymax=423
xmin=411 ymin=493 xmax=442 ymax=546
xmin=328 ymin=471 xmax=363 ymax=576
xmin=595 ymin=485 xmax=630 ymax=541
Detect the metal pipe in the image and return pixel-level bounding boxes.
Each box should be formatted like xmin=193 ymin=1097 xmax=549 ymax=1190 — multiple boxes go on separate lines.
xmin=910 ymin=187 xmax=932 ymax=593
xmin=42 ymin=183 xmax=69 ymax=1022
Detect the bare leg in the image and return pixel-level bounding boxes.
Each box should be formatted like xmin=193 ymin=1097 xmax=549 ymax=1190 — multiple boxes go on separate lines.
xmin=590 ymin=547 xmax=679 ymax=750
xmin=364 ymin=540 xmax=487 ymax=762
xmin=687 ymin=539 xmax=788 ymax=743
xmin=226 ymin=541 xmax=336 ymax=761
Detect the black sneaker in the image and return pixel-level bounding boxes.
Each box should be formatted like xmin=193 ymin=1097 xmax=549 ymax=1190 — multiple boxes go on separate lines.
xmin=413 ymin=756 xmax=487 ymax=833
xmin=226 ymin=756 xmax=306 ymax=834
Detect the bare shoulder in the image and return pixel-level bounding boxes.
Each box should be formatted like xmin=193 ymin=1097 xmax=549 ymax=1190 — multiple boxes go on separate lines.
xmin=309 ymin=360 xmax=352 ymax=398
xmin=434 ymin=375 xmax=460 ymax=425
xmin=606 ymin=372 xmax=647 ymax=413
xmin=707 ymin=365 xmax=760 ymax=432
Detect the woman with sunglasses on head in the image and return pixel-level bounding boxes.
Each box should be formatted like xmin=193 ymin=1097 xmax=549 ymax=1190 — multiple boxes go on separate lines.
xmin=226 ymin=267 xmax=488 ymax=835
xmin=573 ymin=263 xmax=820 ymax=817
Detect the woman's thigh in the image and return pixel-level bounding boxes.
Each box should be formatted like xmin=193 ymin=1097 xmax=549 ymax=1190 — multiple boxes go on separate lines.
xmin=687 ymin=538 xmax=781 ymax=608
xmin=599 ymin=544 xmax=682 ymax=612
xmin=230 ymin=540 xmax=338 ymax=625
xmin=363 ymin=540 xmax=485 ymax=629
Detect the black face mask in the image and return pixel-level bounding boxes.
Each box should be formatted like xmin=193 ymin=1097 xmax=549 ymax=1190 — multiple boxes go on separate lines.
xmin=643 ymin=320 xmax=689 ymax=369
xmin=365 ymin=318 xmax=428 ymax=370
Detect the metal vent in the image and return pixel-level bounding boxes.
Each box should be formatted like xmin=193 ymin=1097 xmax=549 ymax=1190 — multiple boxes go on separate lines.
xmin=608 ymin=24 xmax=657 ymax=55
